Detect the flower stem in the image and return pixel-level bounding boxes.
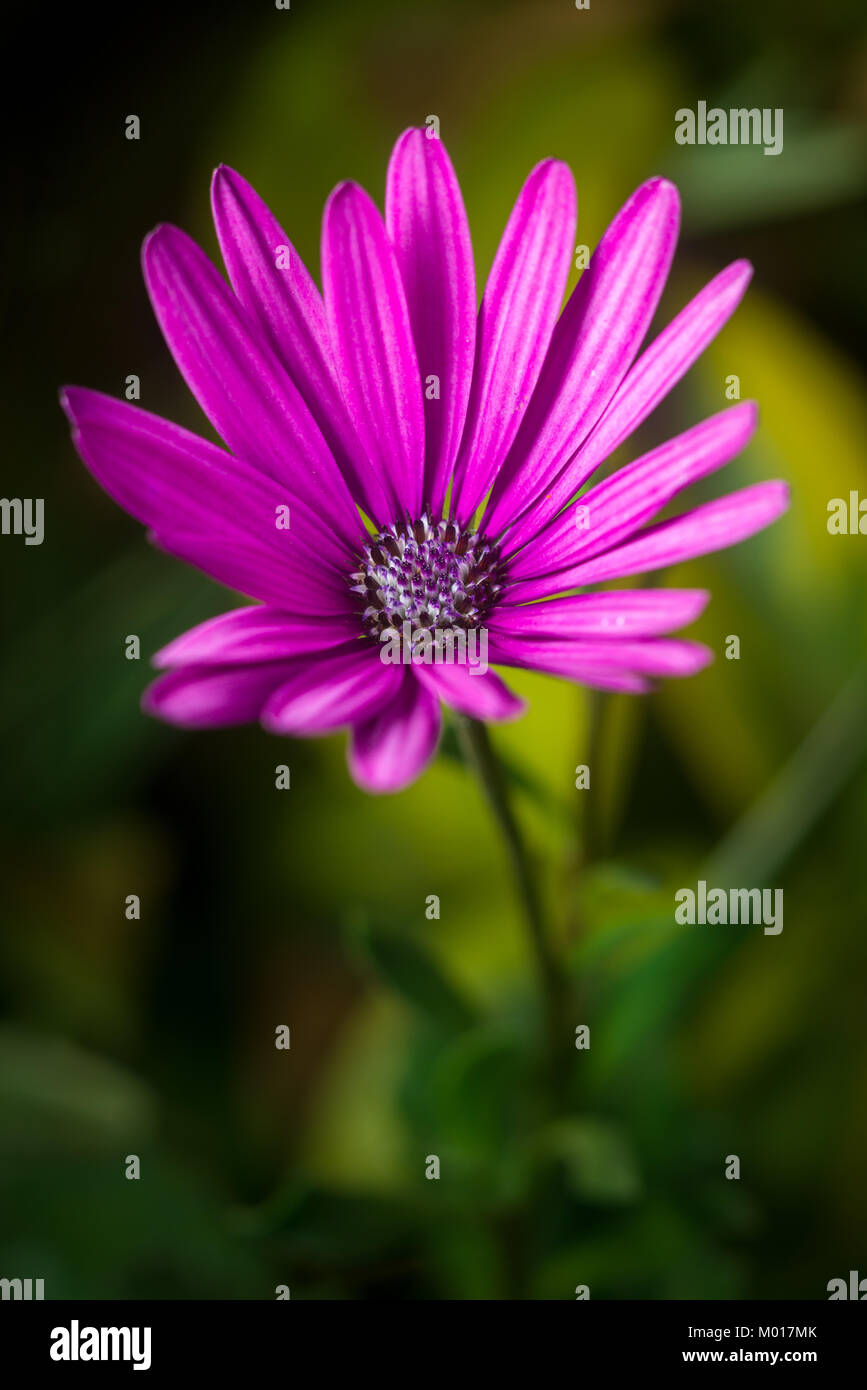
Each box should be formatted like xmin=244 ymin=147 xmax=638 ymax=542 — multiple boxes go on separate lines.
xmin=457 ymin=716 xmax=569 ymax=1074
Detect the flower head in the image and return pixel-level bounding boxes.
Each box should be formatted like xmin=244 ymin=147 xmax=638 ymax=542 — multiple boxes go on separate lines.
xmin=61 ymin=129 xmax=788 ymax=792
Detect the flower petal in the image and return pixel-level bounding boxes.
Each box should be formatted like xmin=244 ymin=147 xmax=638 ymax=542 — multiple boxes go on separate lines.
xmin=450 ymin=159 xmax=577 ymax=524
xmin=489 ymin=633 xmax=713 ymax=679
xmin=559 ymin=669 xmax=653 ymax=694
xmin=517 ymin=480 xmax=790 ymax=597
xmin=153 ymin=607 xmax=361 ymax=668
xmin=261 ymin=642 xmax=402 ymax=735
xmin=414 ymin=663 xmax=525 ymax=722
xmin=142 ymin=223 xmax=364 ymax=546
xmin=507 ymin=402 xmax=758 ymax=589
xmin=152 ymin=527 xmax=350 ymax=615
xmin=348 ymin=671 xmax=441 ymax=793
xmin=210 ymin=166 xmax=391 ymax=524
xmin=499 ymin=259 xmax=752 ymax=552
xmin=496 ymin=657 xmax=652 ymax=693
xmin=386 ymin=129 xmax=476 ymax=515
xmin=490 ymin=589 xmax=709 ymax=640
xmin=143 ymin=660 xmax=293 ymax=728
xmin=61 ymin=388 xmax=354 ymax=609
xmin=322 ymin=181 xmax=425 ymax=520
xmin=484 ymin=177 xmax=680 ymax=538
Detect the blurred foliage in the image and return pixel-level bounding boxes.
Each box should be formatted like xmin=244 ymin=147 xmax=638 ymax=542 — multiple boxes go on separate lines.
xmin=1 ymin=0 xmax=866 ymax=1298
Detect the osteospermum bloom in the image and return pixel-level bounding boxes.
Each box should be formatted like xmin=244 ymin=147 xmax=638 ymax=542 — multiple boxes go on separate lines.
xmin=61 ymin=129 xmax=788 ymax=792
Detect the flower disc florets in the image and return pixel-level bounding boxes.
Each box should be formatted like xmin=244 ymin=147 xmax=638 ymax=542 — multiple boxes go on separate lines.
xmin=350 ymin=513 xmax=505 ymax=639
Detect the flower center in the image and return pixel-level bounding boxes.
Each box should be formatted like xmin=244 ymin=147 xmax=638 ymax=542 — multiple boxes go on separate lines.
xmin=350 ymin=513 xmax=505 ymax=639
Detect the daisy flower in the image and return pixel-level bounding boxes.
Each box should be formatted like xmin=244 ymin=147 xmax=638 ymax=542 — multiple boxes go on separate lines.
xmin=61 ymin=128 xmax=788 ymax=793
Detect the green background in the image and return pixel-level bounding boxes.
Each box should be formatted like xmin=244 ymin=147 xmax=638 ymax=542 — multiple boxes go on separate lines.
xmin=1 ymin=0 xmax=866 ymax=1298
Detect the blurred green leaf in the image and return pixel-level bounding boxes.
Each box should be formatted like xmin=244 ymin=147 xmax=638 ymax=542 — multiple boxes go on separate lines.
xmin=532 ymin=1200 xmax=745 ymax=1301
xmin=351 ymin=922 xmax=478 ymax=1033
xmin=705 ymin=664 xmax=867 ymax=886
xmin=0 ymin=1152 xmax=265 ymax=1299
xmin=676 ymin=122 xmax=867 ymax=231
xmin=0 ymin=1024 xmax=155 ymax=1157
xmin=536 ymin=1118 xmax=642 ymax=1206
xmin=0 ymin=546 xmax=222 ymax=823
xmin=252 ymin=1180 xmax=415 ymax=1266
xmin=430 ymin=1026 xmax=533 ymax=1170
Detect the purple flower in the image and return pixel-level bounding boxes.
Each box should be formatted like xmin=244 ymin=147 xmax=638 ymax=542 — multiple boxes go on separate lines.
xmin=61 ymin=129 xmax=788 ymax=793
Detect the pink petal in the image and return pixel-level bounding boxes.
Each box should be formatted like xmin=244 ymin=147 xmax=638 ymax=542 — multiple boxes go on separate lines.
xmin=489 ymin=633 xmax=714 ymax=679
xmin=386 ymin=129 xmax=476 ymax=515
xmin=414 ymin=663 xmax=525 ymax=722
xmin=484 ymin=177 xmax=680 ymax=538
xmin=561 ymin=670 xmax=652 ymax=694
xmin=152 ymin=527 xmax=350 ymax=616
xmin=450 ymin=160 xmax=577 ymax=525
xmin=154 ymin=607 xmax=361 ymax=668
xmin=261 ymin=641 xmax=402 ymax=735
xmin=490 ymin=589 xmax=709 ymax=639
xmin=508 ymin=402 xmax=758 ymax=590
xmin=211 ymin=165 xmax=392 ymax=524
xmin=322 ymin=181 xmax=425 ymax=520
xmin=61 ymin=388 xmax=353 ymax=610
xmin=143 ymin=660 xmax=293 ymax=728
xmin=348 ymin=671 xmax=441 ymax=793
xmin=523 ymin=480 xmax=790 ymax=594
xmin=500 ymin=258 xmax=752 ymax=551
xmin=142 ymin=224 xmax=364 ymax=548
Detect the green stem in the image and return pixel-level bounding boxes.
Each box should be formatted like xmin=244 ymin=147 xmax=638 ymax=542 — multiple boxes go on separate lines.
xmin=457 ymin=716 xmax=569 ymax=1070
